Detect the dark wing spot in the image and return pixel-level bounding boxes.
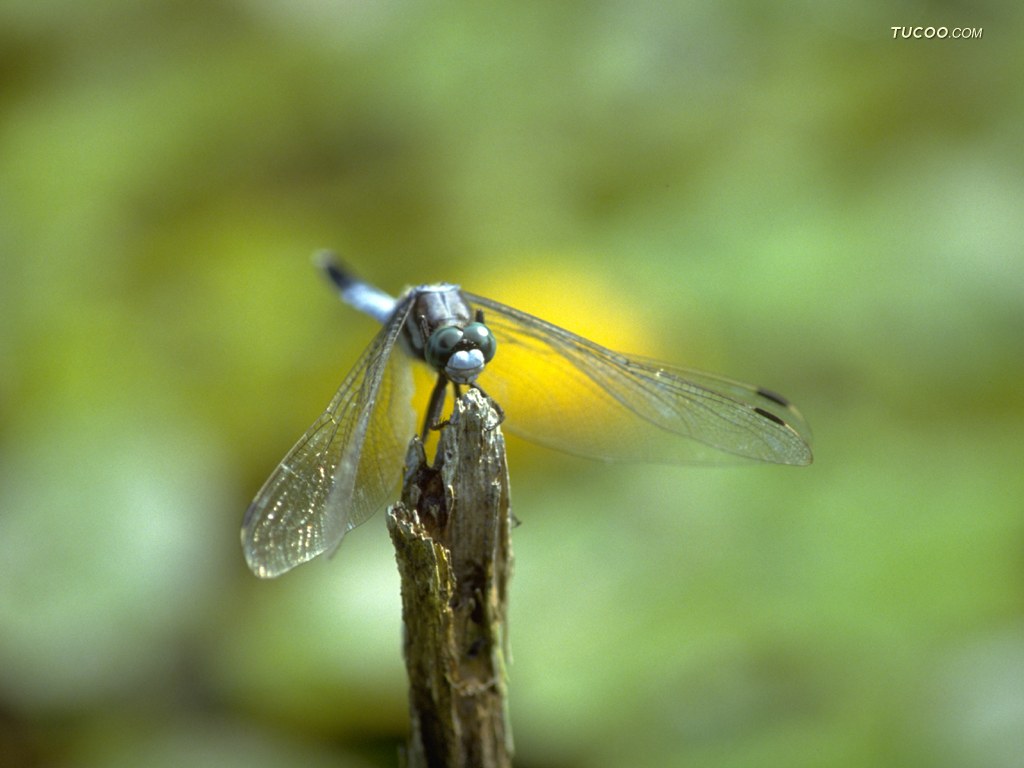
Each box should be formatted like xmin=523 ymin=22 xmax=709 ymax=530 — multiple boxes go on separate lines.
xmin=754 ymin=407 xmax=787 ymax=427
xmin=756 ymin=387 xmax=791 ymax=408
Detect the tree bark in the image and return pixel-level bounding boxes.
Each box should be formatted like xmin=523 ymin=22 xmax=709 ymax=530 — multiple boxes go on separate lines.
xmin=387 ymin=388 xmax=514 ymax=768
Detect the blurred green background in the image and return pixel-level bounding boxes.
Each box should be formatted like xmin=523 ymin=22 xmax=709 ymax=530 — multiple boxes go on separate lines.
xmin=2 ymin=2 xmax=1022 ymax=767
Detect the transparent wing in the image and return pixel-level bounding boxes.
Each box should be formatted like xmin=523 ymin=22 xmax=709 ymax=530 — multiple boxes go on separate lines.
xmin=462 ymin=292 xmax=813 ymax=466
xmin=241 ymin=298 xmax=417 ymax=578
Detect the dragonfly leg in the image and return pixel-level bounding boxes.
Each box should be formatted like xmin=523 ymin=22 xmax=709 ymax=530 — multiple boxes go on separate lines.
xmin=423 ymin=373 xmax=451 ymax=436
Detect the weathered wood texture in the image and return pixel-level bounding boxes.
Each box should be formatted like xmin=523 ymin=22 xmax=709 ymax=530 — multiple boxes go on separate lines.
xmin=387 ymin=389 xmax=514 ymax=768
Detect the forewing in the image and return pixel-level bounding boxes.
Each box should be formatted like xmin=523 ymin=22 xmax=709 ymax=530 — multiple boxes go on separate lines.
xmin=463 ymin=292 xmax=812 ymax=466
xmin=241 ymin=299 xmax=417 ymax=578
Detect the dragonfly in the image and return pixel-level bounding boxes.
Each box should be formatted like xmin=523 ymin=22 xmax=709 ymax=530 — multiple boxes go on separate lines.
xmin=242 ymin=254 xmax=813 ymax=578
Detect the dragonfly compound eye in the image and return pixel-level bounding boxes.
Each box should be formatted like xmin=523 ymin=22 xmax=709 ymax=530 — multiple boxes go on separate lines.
xmin=425 ymin=325 xmax=464 ymax=369
xmin=461 ymin=322 xmax=497 ymax=362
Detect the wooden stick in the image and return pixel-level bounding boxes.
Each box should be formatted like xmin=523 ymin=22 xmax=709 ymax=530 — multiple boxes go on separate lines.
xmin=387 ymin=388 xmax=514 ymax=768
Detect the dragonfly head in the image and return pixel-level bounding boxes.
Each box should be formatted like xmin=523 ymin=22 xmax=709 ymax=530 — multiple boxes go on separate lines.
xmin=425 ymin=321 xmax=497 ymax=384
